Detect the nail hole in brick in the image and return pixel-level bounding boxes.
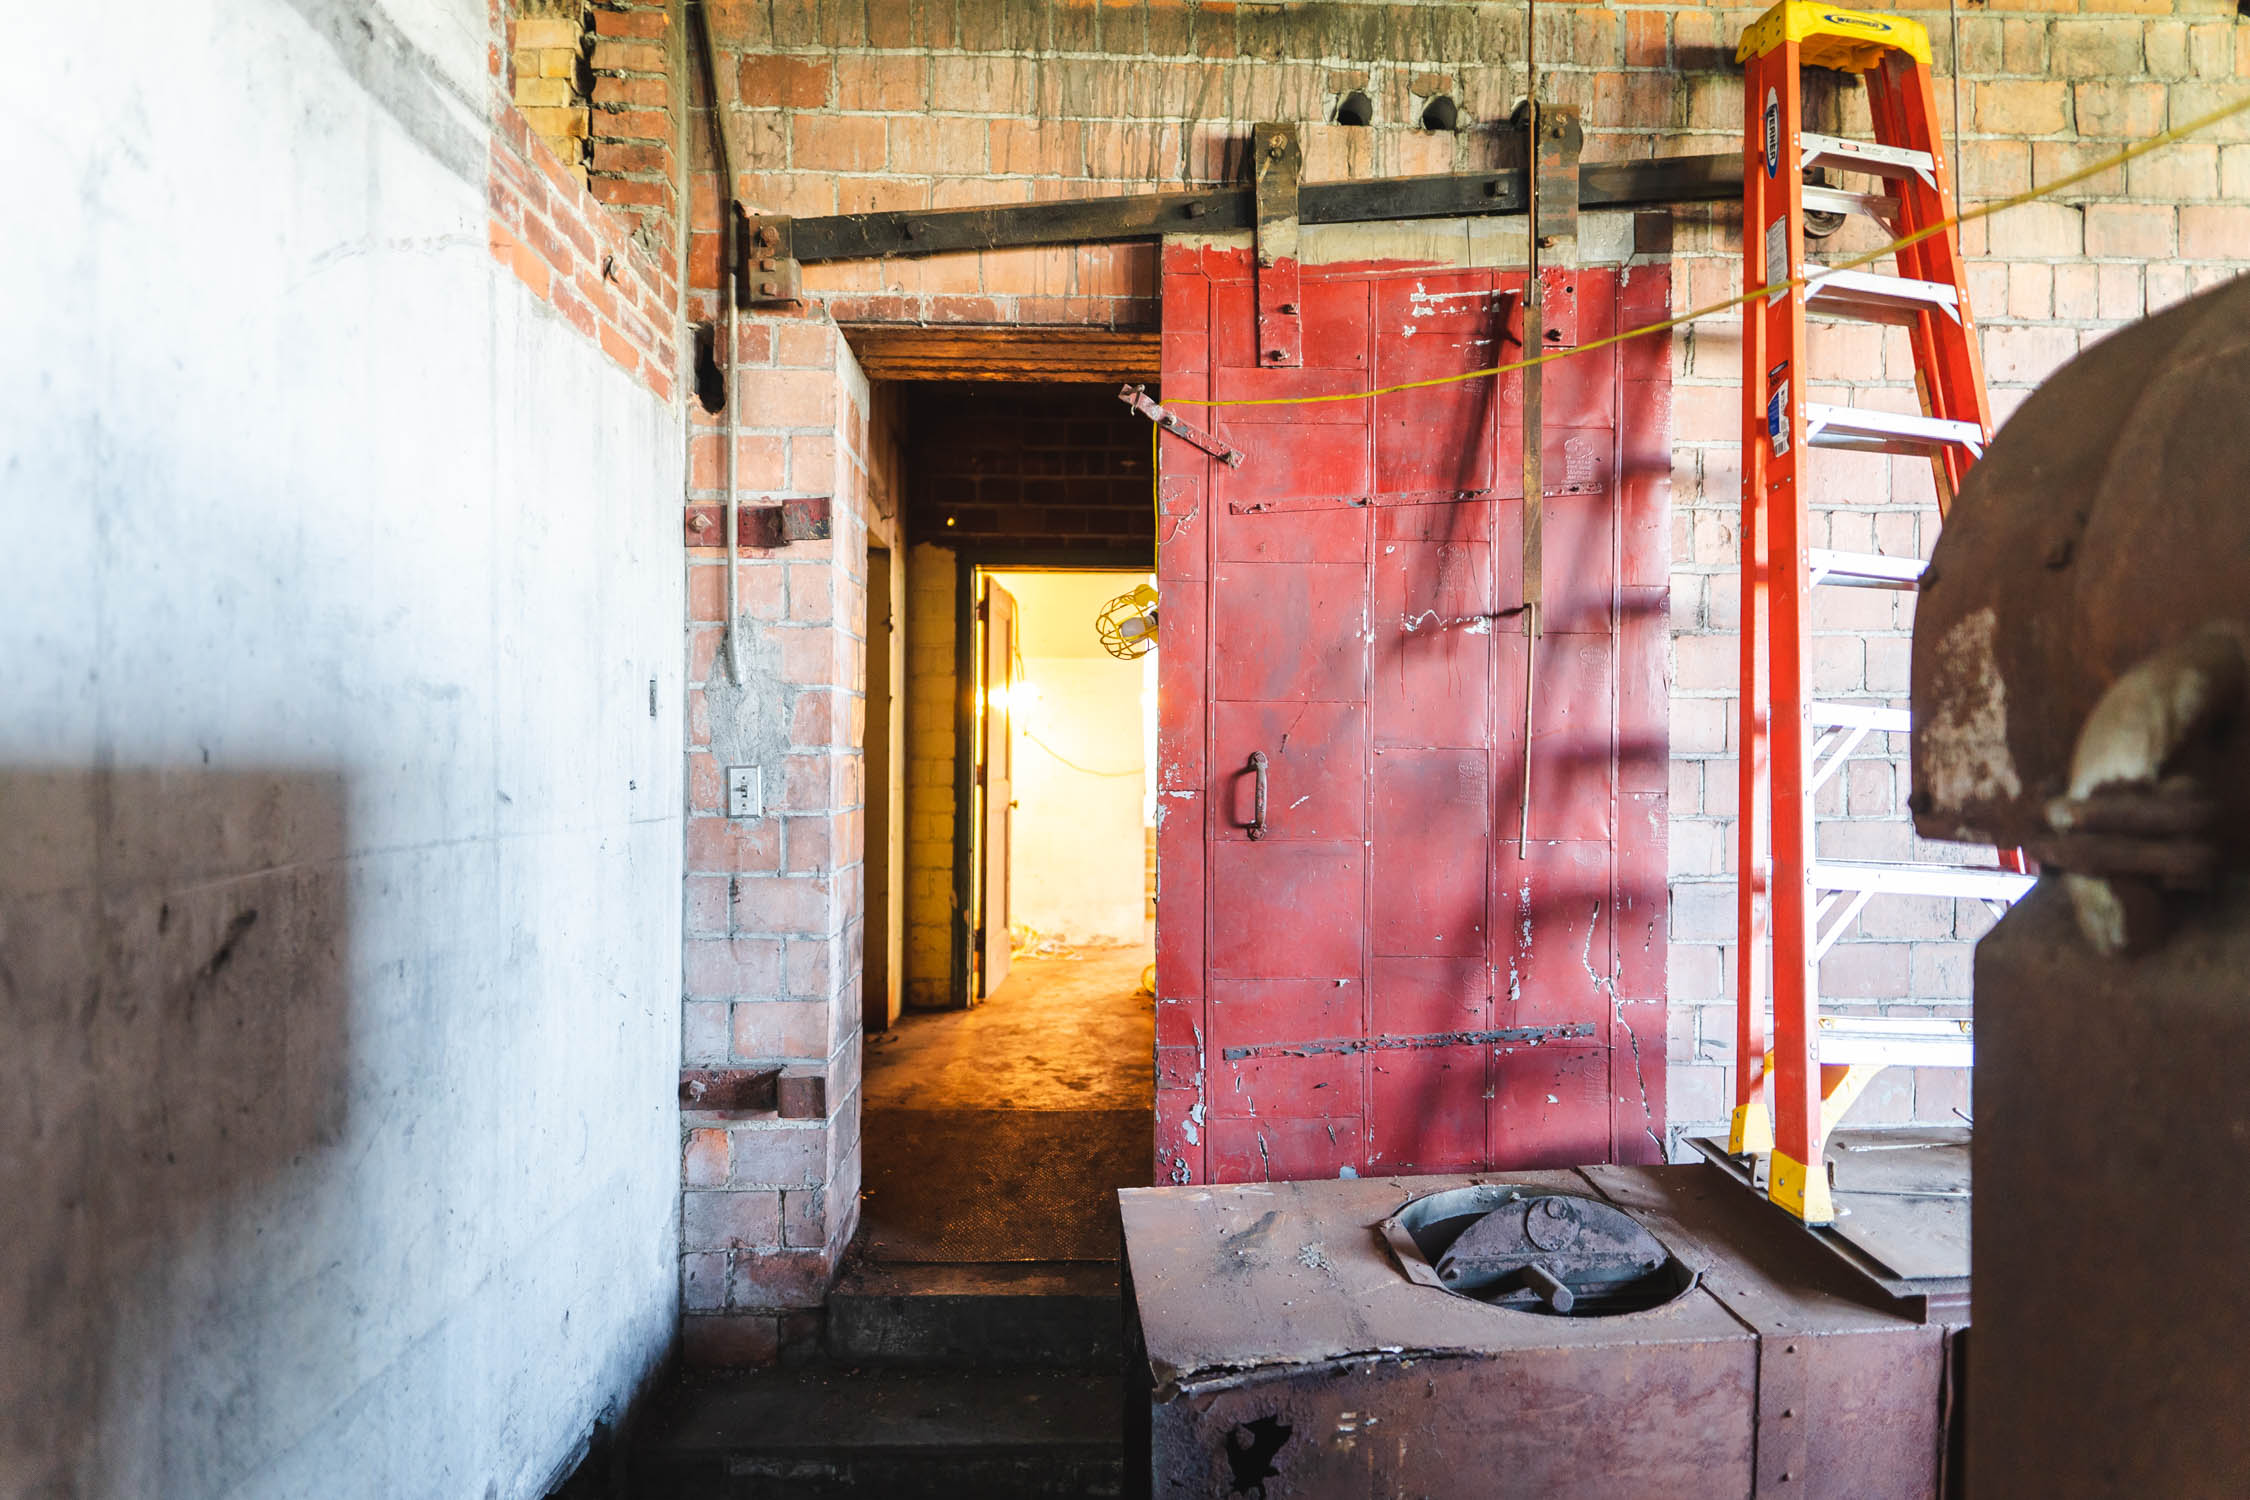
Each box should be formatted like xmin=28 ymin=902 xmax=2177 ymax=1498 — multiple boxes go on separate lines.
xmin=1421 ymin=95 xmax=1459 ymax=132
xmin=692 ymin=323 xmax=726 ymax=415
xmin=1335 ymin=90 xmax=1373 ymax=127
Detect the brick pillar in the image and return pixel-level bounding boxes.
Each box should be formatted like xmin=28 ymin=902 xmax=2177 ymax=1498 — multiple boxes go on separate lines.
xmin=508 ymin=6 xmax=591 ymax=181
xmin=586 ymin=1 xmax=676 ymax=228
xmin=680 ymin=313 xmax=872 ymax=1366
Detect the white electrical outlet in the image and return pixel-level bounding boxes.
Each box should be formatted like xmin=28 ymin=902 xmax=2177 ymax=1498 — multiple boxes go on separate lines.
xmin=726 ymin=766 xmax=761 ymax=819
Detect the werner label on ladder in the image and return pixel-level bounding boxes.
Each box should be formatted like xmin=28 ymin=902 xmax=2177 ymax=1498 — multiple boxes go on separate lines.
xmin=1729 ymin=0 xmax=2033 ymax=1225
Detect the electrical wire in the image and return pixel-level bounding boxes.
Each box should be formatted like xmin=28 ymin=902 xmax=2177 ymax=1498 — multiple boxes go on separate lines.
xmin=1162 ymin=90 xmax=2250 ymax=412
xmin=1020 ymin=728 xmax=1145 ymax=779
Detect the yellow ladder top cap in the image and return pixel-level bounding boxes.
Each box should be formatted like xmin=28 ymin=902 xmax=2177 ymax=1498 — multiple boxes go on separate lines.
xmin=1736 ymin=0 xmax=1932 ymax=71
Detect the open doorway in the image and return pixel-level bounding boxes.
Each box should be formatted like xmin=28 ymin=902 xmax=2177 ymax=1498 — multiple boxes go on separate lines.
xmin=852 ymin=380 xmax=1160 ymax=1271
xmin=861 ymin=565 xmax=1157 ymax=1262
xmin=973 ymin=568 xmax=1157 ymax=998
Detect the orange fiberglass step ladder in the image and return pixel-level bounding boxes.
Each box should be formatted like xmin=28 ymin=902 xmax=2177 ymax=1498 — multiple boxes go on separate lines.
xmin=1728 ymin=0 xmax=2033 ymax=1224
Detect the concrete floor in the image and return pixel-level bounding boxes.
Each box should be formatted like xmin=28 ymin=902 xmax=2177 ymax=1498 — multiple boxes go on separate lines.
xmin=866 ymin=943 xmax=1155 ymax=1111
xmin=859 ymin=942 xmax=1155 ymax=1261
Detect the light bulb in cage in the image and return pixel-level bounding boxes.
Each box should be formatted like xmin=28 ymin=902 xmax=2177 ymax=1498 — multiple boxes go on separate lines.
xmin=1096 ymin=583 xmax=1160 ymax=660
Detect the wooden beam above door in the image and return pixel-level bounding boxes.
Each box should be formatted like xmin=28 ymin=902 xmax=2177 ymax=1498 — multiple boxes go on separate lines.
xmin=842 ymin=325 xmax=1160 ymax=383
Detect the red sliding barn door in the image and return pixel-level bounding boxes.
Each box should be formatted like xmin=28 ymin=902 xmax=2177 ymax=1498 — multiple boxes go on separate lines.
xmin=1153 ymin=243 xmax=1673 ymax=1185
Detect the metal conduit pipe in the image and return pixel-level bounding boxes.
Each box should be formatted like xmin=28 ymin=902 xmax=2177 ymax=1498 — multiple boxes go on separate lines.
xmin=686 ymin=0 xmax=743 ymax=685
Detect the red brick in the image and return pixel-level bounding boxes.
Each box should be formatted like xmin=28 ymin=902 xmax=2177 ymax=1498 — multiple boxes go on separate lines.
xmin=1975 ymin=80 xmax=2068 ymax=135
xmin=2073 ymin=80 xmax=2166 ymax=140
xmin=684 ymin=935 xmax=784 ymax=998
xmin=789 ymin=687 xmax=836 ymax=744
xmin=783 ymin=814 xmax=834 ymax=875
xmin=782 ymin=1187 xmax=827 ymax=1246
xmin=593 ymin=74 xmax=666 ymax=107
xmin=738 ymin=53 xmax=832 ymax=108
xmin=731 ymin=874 xmax=834 ymax=934
xmin=682 ymin=1187 xmax=781 ymax=1248
xmin=595 ymin=106 xmax=671 ymax=143
xmin=598 ymin=320 xmax=641 ymax=373
xmin=591 ymin=177 xmax=669 ymax=208
xmin=590 ymin=39 xmax=663 ymax=72
xmin=991 ymin=119 xmax=1083 ymax=177
xmin=687 ymin=752 xmax=726 ymax=814
xmin=728 ymin=1123 xmax=826 ymax=1188
xmin=684 ymin=1128 xmax=730 ymax=1187
xmin=591 ymin=139 xmax=671 ymax=175
xmin=741 ymin=368 xmax=836 ymax=428
xmin=592 ymin=6 xmax=667 ymax=38
xmin=688 ymin=812 xmax=782 ymax=874
xmin=685 ymin=873 xmax=731 ymax=935
xmin=2180 ymin=205 xmax=2250 ymax=260
xmin=727 ymin=1248 xmax=833 ymax=1308
xmin=836 ymin=53 xmax=927 ymax=111
xmin=2083 ymin=203 xmax=2173 ymax=259
xmin=730 ymin=999 xmax=829 ymax=1060
xmin=774 ymin=321 xmax=836 ymax=370
xmin=790 ymin=113 xmax=885 ymax=172
xmin=689 ymin=434 xmax=790 ymax=496
xmin=786 ymin=935 xmax=833 ymax=999
xmin=550 ymin=279 xmax=597 ymax=340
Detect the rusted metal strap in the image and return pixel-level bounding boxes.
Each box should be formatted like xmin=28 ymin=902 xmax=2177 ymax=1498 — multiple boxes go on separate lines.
xmin=747 ymin=155 xmax=1738 ymax=270
xmin=1221 ymin=1023 xmax=1596 ymax=1061
xmin=1517 ymin=104 xmax=1583 ymax=857
xmin=1252 ymin=121 xmax=1302 ymax=368
xmin=1118 ymin=383 xmax=1245 ymax=468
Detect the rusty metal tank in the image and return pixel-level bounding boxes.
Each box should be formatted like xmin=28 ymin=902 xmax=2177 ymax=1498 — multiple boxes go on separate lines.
xmin=1122 ymin=1168 xmax=1961 ymax=1498
xmin=1912 ymin=273 xmax=2250 ymax=1495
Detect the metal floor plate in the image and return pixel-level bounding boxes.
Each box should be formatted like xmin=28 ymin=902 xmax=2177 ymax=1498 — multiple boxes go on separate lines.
xmin=1825 ymin=1128 xmax=1970 ymax=1282
xmin=1687 ymin=1126 xmax=1972 ymax=1285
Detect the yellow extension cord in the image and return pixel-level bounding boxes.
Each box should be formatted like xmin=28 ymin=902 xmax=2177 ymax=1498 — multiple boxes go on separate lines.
xmin=1158 ymin=91 xmax=2250 ymax=412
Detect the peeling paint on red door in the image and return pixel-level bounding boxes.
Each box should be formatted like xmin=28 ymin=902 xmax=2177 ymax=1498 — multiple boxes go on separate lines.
xmin=1154 ymin=243 xmax=1673 ymax=1185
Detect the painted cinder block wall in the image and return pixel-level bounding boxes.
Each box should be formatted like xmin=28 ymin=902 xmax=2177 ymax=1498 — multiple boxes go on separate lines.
xmin=680 ymin=0 xmax=2250 ymax=1335
xmin=6 ymin=0 xmax=688 ymax=1492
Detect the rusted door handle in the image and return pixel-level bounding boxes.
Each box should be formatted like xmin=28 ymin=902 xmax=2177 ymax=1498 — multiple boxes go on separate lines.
xmin=1247 ymin=750 xmax=1269 ymax=840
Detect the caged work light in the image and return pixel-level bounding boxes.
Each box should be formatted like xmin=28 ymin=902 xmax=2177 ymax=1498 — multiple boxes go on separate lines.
xmin=1096 ymin=583 xmax=1160 ymax=661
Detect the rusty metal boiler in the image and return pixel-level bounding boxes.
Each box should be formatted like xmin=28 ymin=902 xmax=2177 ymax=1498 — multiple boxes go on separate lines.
xmin=1911 ymin=274 xmax=2250 ymax=1496
xmin=1122 ymin=1167 xmax=1962 ymax=1498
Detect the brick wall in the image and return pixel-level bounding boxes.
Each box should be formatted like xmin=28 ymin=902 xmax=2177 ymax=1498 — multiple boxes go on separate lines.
xmin=678 ymin=313 xmax=898 ymax=1362
xmin=489 ymin=0 xmax=680 ymax=399
xmin=904 ymin=384 xmax=1156 ymax=552
xmin=677 ymin=0 xmax=2250 ymax=1334
xmin=902 ymin=543 xmax=959 ymax=1011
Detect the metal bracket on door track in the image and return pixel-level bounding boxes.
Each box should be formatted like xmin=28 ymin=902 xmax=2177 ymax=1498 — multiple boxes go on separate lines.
xmin=1118 ymin=384 xmax=1246 ymax=468
xmin=740 ymin=210 xmax=802 ymax=307
xmin=1532 ymin=106 xmax=1584 ymax=258
xmin=1252 ymin=121 xmax=1303 ymax=368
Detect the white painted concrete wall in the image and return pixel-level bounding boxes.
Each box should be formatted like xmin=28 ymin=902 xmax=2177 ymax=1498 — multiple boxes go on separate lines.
xmin=2 ymin=4 xmax=683 ymax=1497
xmin=1002 ymin=572 xmax=1153 ymax=947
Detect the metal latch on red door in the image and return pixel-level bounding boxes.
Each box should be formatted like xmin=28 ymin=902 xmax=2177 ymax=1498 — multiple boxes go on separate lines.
xmin=1118 ymin=384 xmax=1246 ymax=468
xmin=1253 ymin=120 xmax=1302 ymax=368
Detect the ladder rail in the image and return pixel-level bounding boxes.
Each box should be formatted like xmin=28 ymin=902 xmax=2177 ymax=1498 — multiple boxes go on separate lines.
xmin=1733 ymin=0 xmax=2018 ymax=1226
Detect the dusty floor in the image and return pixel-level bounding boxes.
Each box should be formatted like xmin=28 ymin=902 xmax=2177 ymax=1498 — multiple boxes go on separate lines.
xmin=860 ymin=944 xmax=1154 ymax=1261
xmin=866 ymin=943 xmax=1155 ymax=1110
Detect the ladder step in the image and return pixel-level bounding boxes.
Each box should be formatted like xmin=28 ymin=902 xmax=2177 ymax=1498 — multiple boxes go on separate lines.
xmin=1800 ymin=132 xmax=1937 ymax=188
xmin=1801 ymin=184 xmax=1899 ymax=229
xmin=1810 ymin=703 xmax=1912 ymax=734
xmin=1804 ymin=269 xmax=1961 ymax=327
xmin=1814 ymin=1016 xmax=1972 ymax=1068
xmin=1811 ymin=860 xmax=2036 ymax=902
xmin=1809 ymin=549 xmax=1925 ymax=590
xmin=1806 ymin=403 xmax=1985 ymax=458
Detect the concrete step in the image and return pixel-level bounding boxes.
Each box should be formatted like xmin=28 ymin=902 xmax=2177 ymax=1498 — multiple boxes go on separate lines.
xmin=825 ymin=1260 xmax=1122 ymax=1371
xmin=633 ymin=1366 xmax=1122 ymax=1500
